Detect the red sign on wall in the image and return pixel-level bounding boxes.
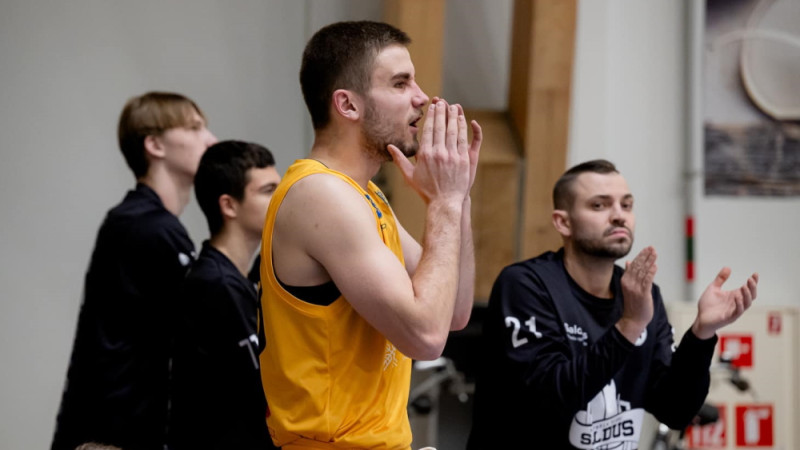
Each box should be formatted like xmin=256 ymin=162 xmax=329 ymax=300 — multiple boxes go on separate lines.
xmin=735 ymin=404 xmax=773 ymax=447
xmin=720 ymin=334 xmax=753 ymax=368
xmin=767 ymin=312 xmax=782 ymax=335
xmin=685 ymin=404 xmax=726 ymax=448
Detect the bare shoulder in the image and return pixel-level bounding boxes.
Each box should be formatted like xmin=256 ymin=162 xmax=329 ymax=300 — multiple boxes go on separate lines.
xmin=277 ymin=172 xmax=374 ymax=227
xmin=272 ymin=172 xmax=381 ymax=285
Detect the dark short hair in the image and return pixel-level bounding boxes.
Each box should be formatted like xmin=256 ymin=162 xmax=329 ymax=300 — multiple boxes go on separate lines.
xmin=194 ymin=140 xmax=276 ymax=235
xmin=117 ymin=91 xmax=206 ymax=178
xmin=300 ymin=21 xmax=411 ymax=130
xmin=552 ymin=159 xmax=619 ymax=210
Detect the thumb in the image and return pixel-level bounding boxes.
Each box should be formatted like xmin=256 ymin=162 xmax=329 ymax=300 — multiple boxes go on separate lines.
xmin=712 ymin=267 xmax=732 ymax=288
xmin=470 ymin=119 xmax=483 ymax=155
xmin=387 ymin=144 xmax=414 ymax=181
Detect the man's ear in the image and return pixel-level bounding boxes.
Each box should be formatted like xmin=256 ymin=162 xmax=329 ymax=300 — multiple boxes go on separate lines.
xmin=332 ymin=89 xmax=361 ymax=122
xmin=143 ymin=135 xmax=168 ymax=161
xmin=552 ymin=210 xmax=571 ymax=237
xmin=218 ymin=194 xmax=238 ymax=221
xmin=144 ymin=134 xmax=166 ymax=163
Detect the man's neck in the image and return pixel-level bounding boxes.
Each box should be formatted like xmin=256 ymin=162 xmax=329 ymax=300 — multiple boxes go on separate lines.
xmin=309 ymin=129 xmax=383 ymax=189
xmin=562 ymin=246 xmax=616 ymax=299
xmin=139 ymin=168 xmax=192 ymax=216
xmin=210 ymin=227 xmax=260 ymax=278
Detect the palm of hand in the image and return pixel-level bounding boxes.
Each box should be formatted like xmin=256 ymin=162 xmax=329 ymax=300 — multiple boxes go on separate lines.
xmin=697 ymin=279 xmax=743 ymax=329
xmin=694 ymin=268 xmax=758 ymax=339
xmin=619 ymin=246 xmax=658 ymax=325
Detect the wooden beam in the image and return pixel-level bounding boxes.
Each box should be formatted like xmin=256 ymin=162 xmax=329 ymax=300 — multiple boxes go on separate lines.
xmin=467 ymin=110 xmax=521 ymax=302
xmin=509 ymin=0 xmax=577 ymax=259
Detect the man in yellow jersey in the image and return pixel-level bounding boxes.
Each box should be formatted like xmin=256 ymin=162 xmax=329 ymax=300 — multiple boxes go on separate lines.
xmin=258 ymin=21 xmax=483 ymax=449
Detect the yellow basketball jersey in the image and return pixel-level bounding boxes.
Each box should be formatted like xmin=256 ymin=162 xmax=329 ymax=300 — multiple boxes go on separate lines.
xmin=259 ymin=159 xmax=412 ymax=449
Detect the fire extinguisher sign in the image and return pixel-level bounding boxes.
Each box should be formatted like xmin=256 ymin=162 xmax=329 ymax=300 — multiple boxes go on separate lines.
xmin=735 ymin=404 xmax=774 ymax=447
xmin=685 ymin=404 xmax=726 ymax=448
xmin=719 ymin=334 xmax=753 ymax=368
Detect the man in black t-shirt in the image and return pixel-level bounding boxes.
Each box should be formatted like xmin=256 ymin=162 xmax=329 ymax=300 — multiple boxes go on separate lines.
xmin=468 ymin=159 xmax=759 ymax=450
xmin=52 ymin=92 xmax=218 ymax=450
xmin=170 ymin=140 xmax=281 ymax=450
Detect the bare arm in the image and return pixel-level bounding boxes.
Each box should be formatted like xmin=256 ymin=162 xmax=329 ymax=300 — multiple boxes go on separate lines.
xmin=277 ymin=171 xmax=463 ymax=361
xmin=447 ymin=196 xmax=475 ymax=330
xmin=450 ymin=104 xmax=482 ymax=330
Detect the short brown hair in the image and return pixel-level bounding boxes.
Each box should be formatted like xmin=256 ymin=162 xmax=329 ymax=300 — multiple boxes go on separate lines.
xmin=553 ymin=159 xmax=619 ymax=210
xmin=117 ymin=92 xmax=206 ymax=178
xmin=300 ymin=21 xmax=410 ymax=130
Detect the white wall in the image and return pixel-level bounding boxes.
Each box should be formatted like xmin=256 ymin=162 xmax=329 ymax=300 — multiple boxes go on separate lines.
xmin=570 ymin=0 xmax=689 ymax=303
xmin=0 ymin=2 xmax=309 ymax=448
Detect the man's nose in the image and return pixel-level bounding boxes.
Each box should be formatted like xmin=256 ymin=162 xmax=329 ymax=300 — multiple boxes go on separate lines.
xmin=206 ymin=130 xmax=218 ymax=147
xmin=413 ymin=83 xmax=430 ymax=108
xmin=610 ymin=204 xmax=626 ymax=225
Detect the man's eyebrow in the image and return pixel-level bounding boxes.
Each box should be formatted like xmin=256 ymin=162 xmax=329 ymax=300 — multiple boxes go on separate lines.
xmin=390 ymin=72 xmax=411 ymax=82
xmin=587 ymin=193 xmax=634 ymax=201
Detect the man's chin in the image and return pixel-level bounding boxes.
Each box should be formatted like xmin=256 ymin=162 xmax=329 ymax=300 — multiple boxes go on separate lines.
xmin=576 ymin=239 xmax=633 ymax=260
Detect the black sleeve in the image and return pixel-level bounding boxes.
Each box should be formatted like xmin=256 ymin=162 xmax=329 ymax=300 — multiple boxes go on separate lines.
xmin=643 ymin=287 xmax=718 ymax=429
xmin=490 ymin=264 xmax=636 ymax=416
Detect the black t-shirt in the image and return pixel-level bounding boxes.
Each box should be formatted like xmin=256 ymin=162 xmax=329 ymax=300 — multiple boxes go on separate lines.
xmin=170 ymin=242 xmax=276 ymax=450
xmin=467 ymin=249 xmax=717 ymax=450
xmin=52 ymin=183 xmax=195 ymax=450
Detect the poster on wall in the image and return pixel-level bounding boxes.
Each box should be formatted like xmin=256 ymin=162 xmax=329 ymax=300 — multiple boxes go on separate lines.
xmin=704 ymin=0 xmax=800 ymax=196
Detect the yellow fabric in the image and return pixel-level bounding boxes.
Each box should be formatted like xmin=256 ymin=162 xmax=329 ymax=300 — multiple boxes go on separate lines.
xmin=259 ymin=159 xmax=412 ymax=449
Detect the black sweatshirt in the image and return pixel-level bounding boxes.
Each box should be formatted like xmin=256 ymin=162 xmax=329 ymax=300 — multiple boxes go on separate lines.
xmin=468 ymin=249 xmax=717 ymax=450
xmin=169 ymin=242 xmax=276 ymax=450
xmin=52 ymin=184 xmax=194 ymax=450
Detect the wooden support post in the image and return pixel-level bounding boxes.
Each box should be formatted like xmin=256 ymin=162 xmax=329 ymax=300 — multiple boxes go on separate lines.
xmin=467 ymin=110 xmax=521 ymax=301
xmin=509 ymin=0 xmax=577 ymax=259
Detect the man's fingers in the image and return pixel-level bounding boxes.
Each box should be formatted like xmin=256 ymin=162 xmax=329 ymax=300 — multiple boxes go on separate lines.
xmin=646 ymin=247 xmax=657 ymax=266
xmin=387 ymin=145 xmax=414 ymax=181
xmin=646 ymin=263 xmax=658 ymax=283
xmin=433 ymin=101 xmax=447 ymax=149
xmin=713 ymin=267 xmax=732 ymax=288
xmin=421 ymin=103 xmax=435 ymax=150
xmin=457 ymin=113 xmax=468 ymax=152
xmin=734 ymin=288 xmax=746 ymax=316
xmin=741 ymin=282 xmax=753 ymax=310
xmin=749 ymin=273 xmax=758 ymax=300
xmin=446 ymin=104 xmax=458 ymax=151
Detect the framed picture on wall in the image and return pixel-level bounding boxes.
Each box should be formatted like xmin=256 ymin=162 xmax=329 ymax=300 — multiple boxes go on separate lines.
xmin=702 ymin=0 xmax=800 ymax=196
